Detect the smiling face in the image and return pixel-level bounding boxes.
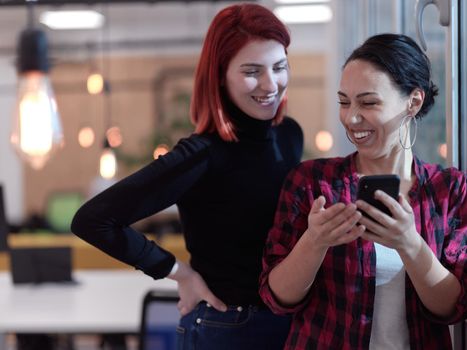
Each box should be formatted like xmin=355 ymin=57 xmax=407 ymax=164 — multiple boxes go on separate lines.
xmin=338 ymin=59 xmax=411 ymax=160
xmin=225 ymin=39 xmax=289 ymax=121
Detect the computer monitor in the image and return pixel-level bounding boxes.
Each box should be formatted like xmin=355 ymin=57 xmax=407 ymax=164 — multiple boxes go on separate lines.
xmin=9 ymin=247 xmax=73 ymax=284
xmin=0 ymin=185 xmax=8 ymax=252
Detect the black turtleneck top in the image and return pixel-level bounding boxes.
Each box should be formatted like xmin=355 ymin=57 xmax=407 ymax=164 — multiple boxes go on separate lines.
xmin=71 ymin=108 xmax=303 ymax=306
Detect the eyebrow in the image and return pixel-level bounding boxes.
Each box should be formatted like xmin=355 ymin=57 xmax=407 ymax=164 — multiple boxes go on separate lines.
xmin=337 ymin=91 xmax=379 ymax=98
xmin=240 ymin=58 xmax=288 ymax=68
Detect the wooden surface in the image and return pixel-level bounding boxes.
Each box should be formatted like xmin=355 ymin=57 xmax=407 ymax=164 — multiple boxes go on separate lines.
xmin=0 ymin=233 xmax=189 ymax=271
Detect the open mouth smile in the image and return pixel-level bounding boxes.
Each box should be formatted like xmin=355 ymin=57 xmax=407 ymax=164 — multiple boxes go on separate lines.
xmin=252 ymin=95 xmax=276 ymax=105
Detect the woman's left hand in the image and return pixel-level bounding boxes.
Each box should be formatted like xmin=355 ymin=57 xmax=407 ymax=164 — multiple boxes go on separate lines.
xmin=356 ymin=190 xmax=421 ymax=254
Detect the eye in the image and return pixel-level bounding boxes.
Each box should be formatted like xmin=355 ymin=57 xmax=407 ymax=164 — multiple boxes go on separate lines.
xmin=273 ymin=65 xmax=288 ymax=72
xmin=243 ymin=69 xmax=258 ymax=76
xmin=243 ymin=70 xmax=259 ymax=76
xmin=362 ymin=101 xmax=378 ymax=106
xmin=338 ymin=101 xmax=350 ymax=107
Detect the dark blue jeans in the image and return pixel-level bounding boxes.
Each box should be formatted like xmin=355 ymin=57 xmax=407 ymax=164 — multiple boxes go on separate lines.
xmin=176 ymin=302 xmax=290 ymax=350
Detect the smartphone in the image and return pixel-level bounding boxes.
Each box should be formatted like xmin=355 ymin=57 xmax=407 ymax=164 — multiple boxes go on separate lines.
xmin=357 ymin=174 xmax=400 ymax=218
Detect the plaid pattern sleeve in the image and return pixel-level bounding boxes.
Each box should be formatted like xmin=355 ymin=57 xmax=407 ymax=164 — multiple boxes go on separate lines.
xmin=445 ymin=169 xmax=467 ymax=322
xmin=260 ymin=163 xmax=312 ymax=314
xmin=416 ymin=166 xmax=467 ymax=324
xmin=259 ymin=161 xmax=313 ymax=315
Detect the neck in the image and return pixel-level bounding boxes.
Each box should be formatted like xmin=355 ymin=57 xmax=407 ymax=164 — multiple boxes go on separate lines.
xmin=224 ymin=97 xmax=273 ymax=140
xmin=357 ymin=148 xmax=413 ymax=182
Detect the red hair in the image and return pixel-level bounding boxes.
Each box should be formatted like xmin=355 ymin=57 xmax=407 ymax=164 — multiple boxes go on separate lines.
xmin=190 ymin=3 xmax=290 ymax=141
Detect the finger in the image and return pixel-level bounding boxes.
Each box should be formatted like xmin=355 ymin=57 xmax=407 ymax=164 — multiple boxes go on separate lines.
xmin=204 ymin=292 xmax=227 ymax=312
xmin=337 ymin=223 xmax=365 ymax=245
xmin=179 ymin=306 xmax=188 ymax=316
xmin=312 ymin=202 xmax=348 ymax=226
xmin=374 ymin=190 xmax=401 ymax=217
xmin=398 ymin=194 xmax=413 ymax=213
xmin=320 ymin=204 xmax=358 ymax=232
xmin=361 ymin=230 xmax=384 ymax=244
xmin=310 ymin=196 xmax=326 ymax=214
xmin=327 ymin=209 xmax=361 ymax=237
xmin=356 ymin=199 xmax=392 ymax=225
xmin=177 ymin=301 xmax=189 ymax=316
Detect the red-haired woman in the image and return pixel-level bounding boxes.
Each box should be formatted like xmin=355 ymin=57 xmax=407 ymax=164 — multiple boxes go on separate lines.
xmin=72 ymin=3 xmax=303 ymax=350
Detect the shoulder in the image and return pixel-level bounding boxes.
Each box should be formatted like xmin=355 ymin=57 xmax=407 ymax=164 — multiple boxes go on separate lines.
xmin=275 ymin=116 xmax=304 ymax=160
xmin=418 ymin=159 xmax=467 ymax=208
xmin=298 ymin=155 xmax=352 ymax=178
xmin=276 ymin=116 xmax=303 ymax=138
xmin=174 ymin=133 xmax=213 ymax=153
xmin=286 ymin=155 xmax=352 ymax=186
xmin=419 ymin=159 xmax=466 ymax=189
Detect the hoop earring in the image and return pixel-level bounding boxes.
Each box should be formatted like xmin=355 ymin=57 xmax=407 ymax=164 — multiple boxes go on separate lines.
xmin=345 ymin=131 xmax=355 ymax=145
xmin=398 ymin=115 xmax=417 ymax=150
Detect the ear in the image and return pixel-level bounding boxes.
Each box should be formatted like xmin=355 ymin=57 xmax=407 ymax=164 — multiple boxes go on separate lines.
xmin=408 ymin=88 xmax=424 ymax=116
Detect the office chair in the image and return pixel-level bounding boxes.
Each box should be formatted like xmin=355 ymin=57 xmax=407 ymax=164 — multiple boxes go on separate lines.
xmin=139 ymin=289 xmax=180 ymax=350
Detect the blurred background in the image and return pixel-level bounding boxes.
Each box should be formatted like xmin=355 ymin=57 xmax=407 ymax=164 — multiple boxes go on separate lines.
xmin=0 ymin=0 xmax=462 ymax=236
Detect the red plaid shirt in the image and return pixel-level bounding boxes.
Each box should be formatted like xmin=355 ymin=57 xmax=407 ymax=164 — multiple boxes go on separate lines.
xmin=260 ymin=153 xmax=466 ymax=350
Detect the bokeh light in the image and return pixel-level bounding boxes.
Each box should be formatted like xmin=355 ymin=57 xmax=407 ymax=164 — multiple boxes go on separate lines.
xmin=315 ymin=130 xmax=333 ymax=152
xmin=78 ymin=126 xmax=95 ymax=148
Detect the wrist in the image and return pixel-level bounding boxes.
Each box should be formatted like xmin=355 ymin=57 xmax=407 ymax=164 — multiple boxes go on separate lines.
xmin=397 ymin=232 xmax=423 ymax=260
xmin=167 ymin=261 xmax=192 ymax=281
xmin=303 ymin=229 xmax=329 ymax=254
xmin=168 ymin=261 xmax=179 ymax=277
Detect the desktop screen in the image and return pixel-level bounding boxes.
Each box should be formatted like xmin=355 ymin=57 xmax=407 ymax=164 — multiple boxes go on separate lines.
xmin=0 ymin=185 xmax=8 ymax=252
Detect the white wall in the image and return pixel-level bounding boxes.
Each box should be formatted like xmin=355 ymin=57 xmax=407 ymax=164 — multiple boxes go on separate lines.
xmin=0 ymin=56 xmax=23 ymax=224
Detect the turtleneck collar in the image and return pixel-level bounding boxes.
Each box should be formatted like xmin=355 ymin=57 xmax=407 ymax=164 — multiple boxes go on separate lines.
xmin=224 ymin=96 xmax=274 ymax=141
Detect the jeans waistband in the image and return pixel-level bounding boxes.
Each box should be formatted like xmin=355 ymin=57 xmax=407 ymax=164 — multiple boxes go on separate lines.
xmin=201 ymin=301 xmax=269 ymax=311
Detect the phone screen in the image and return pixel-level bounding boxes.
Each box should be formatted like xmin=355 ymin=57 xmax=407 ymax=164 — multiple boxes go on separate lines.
xmin=357 ymin=175 xmax=400 ymax=218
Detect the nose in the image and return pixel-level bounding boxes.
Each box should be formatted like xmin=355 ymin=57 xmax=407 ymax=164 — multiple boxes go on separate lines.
xmin=260 ymin=70 xmax=278 ymax=93
xmin=349 ymin=114 xmax=363 ymax=124
xmin=344 ymin=106 xmax=363 ymax=125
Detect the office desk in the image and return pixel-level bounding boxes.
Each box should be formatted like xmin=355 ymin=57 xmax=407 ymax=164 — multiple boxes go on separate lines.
xmin=0 ymin=270 xmax=178 ymax=347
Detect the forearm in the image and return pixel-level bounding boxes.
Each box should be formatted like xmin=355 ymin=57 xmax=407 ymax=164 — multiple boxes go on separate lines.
xmin=399 ymin=236 xmax=461 ymax=318
xmin=269 ymin=232 xmax=327 ymax=306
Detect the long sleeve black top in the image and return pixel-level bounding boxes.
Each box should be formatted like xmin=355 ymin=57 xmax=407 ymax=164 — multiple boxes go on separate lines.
xmin=71 ymin=108 xmax=303 ymax=306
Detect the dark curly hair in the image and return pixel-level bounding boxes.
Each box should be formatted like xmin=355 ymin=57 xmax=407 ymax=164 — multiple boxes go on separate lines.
xmin=344 ymin=33 xmax=438 ymax=119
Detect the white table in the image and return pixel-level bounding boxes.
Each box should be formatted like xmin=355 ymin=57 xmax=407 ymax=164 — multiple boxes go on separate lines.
xmin=0 ymin=270 xmax=178 ymax=347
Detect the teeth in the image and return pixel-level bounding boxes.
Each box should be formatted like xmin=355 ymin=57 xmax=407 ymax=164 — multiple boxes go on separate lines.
xmin=252 ymin=95 xmax=275 ymax=104
xmin=353 ymin=131 xmax=371 ymax=139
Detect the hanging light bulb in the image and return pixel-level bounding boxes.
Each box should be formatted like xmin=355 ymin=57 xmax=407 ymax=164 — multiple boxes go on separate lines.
xmin=99 ymin=139 xmax=117 ymax=179
xmin=87 ymin=72 xmax=104 ymax=95
xmin=10 ymin=28 xmax=64 ymax=170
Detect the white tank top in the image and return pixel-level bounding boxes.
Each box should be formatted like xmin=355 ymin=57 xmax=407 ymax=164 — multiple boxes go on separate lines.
xmin=369 ymin=243 xmax=410 ymax=349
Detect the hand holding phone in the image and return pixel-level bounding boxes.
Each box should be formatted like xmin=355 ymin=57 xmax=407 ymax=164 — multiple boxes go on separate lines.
xmin=357 ymin=175 xmax=400 ymax=218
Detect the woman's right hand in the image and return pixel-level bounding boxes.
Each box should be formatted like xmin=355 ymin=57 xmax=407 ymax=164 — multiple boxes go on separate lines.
xmin=305 ymin=196 xmax=364 ymax=249
xmin=169 ymin=261 xmax=227 ymax=316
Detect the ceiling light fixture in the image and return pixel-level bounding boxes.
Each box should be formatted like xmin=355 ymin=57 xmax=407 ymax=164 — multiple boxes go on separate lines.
xmin=273 ymin=4 xmax=333 ymax=24
xmin=40 ymin=10 xmax=104 ymax=30
xmin=275 ymin=0 xmax=330 ymax=3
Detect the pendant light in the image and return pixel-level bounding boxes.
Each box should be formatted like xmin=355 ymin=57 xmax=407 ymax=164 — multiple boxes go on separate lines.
xmin=98 ymin=6 xmax=117 ymax=180
xmin=99 ymin=81 xmax=117 ymax=179
xmin=10 ymin=0 xmax=64 ymax=170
